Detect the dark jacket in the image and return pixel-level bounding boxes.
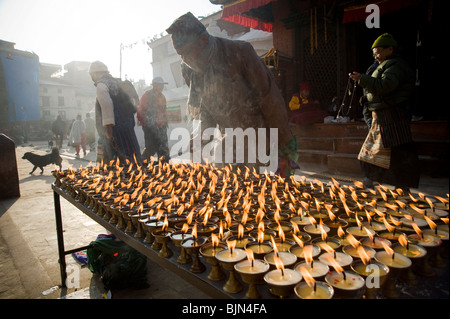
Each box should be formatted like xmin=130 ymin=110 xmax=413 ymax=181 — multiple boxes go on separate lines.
xmin=359 ymin=55 xmax=414 ymax=111
xmin=359 ymin=55 xmax=415 ymax=148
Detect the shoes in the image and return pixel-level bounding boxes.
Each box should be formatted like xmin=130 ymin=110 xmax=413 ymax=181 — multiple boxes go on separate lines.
xmin=363 ymin=177 xmax=374 ymax=189
xmin=75 ymin=153 xmax=80 ymax=157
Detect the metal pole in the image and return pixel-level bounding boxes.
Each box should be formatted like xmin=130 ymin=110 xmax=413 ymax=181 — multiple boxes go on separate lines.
xmin=120 ymin=43 xmax=123 ymax=79
xmin=53 ymin=190 xmax=67 ymax=287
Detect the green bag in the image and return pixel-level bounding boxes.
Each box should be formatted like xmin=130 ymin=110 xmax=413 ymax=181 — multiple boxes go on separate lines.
xmin=87 ymin=238 xmax=149 ymax=290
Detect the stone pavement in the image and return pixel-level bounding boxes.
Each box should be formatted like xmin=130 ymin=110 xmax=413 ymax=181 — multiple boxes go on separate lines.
xmin=0 ymin=140 xmax=448 ymax=299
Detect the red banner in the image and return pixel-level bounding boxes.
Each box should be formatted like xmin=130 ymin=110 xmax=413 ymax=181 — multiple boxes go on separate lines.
xmin=222 ymin=0 xmax=275 ymax=32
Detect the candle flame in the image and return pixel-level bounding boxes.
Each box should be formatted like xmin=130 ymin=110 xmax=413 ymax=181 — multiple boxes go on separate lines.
xmin=270 ymin=236 xmax=279 ymax=255
xmin=292 ymin=233 xmax=304 ymax=248
xmin=381 ymin=240 xmax=394 ymax=256
xmin=346 ymin=234 xmax=360 ymax=248
xmin=323 ymin=254 xmax=344 ymax=274
xmin=299 ymin=266 xmax=316 ymax=288
xmin=410 ymin=203 xmax=425 ymax=215
xmin=162 ymin=215 xmax=169 ymax=231
xmin=382 ymin=216 xmax=395 ymax=232
xmin=191 ymin=223 xmax=197 ymax=239
xmin=357 ymin=246 xmax=371 ymax=265
xmin=303 ymin=244 xmax=313 ymax=264
xmin=211 ymin=233 xmax=219 ymax=247
xmin=227 ymin=239 xmax=237 ymax=252
xmin=337 ymin=226 xmax=346 ymax=238
xmin=245 ymin=248 xmax=254 ymax=262
xmin=181 ymin=223 xmax=189 ymax=234
xmin=412 ymin=222 xmax=422 ymax=237
xmin=398 ymin=234 xmax=409 ymax=248
xmin=353 ymin=180 xmax=364 ymax=189
xmin=321 ymin=242 xmax=335 ymax=254
xmin=238 ymin=223 xmax=245 ymax=239
xmin=257 ymin=229 xmax=265 ymax=244
xmin=273 ymin=255 xmax=285 ymax=272
xmin=424 ymin=215 xmax=437 ymax=230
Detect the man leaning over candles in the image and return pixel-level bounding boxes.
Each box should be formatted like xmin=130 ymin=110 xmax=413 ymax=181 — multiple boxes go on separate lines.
xmin=349 ymin=33 xmax=420 ymax=192
xmin=166 ymin=12 xmax=299 ymax=177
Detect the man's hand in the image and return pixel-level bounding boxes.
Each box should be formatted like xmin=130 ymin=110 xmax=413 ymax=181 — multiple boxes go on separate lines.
xmin=349 ymin=72 xmax=361 ymax=82
xmin=105 ymin=124 xmax=114 ymax=140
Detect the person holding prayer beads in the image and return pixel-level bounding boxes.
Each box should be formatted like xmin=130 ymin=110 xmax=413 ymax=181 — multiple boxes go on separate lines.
xmin=349 ymin=33 xmax=420 ymax=192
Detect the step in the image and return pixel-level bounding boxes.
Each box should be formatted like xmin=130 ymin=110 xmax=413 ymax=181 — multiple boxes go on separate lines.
xmin=415 ymin=140 xmax=449 ymax=157
xmin=411 ymin=121 xmax=449 ymax=141
xmin=291 ymin=120 xmax=449 ymax=141
xmin=327 ymin=153 xmax=361 ymax=175
xmin=297 ymin=137 xmax=334 ymax=152
xmin=325 ymin=153 xmax=449 ymax=177
xmin=297 ymin=149 xmax=330 ymax=166
xmin=290 ymin=122 xmax=369 ymax=138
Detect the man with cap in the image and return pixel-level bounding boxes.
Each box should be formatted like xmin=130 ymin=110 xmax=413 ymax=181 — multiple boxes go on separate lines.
xmin=166 ymin=12 xmax=299 ymax=176
xmin=137 ymin=77 xmax=170 ymax=162
xmin=88 ymin=61 xmax=142 ymax=164
xmin=349 ymin=33 xmax=419 ymax=191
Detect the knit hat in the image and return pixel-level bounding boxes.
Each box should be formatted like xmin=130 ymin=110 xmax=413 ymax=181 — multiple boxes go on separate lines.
xmin=299 ymin=82 xmax=310 ymax=91
xmin=89 ymin=61 xmax=109 ymax=74
xmin=371 ymin=33 xmax=398 ymax=49
xmin=166 ymin=12 xmax=207 ymax=49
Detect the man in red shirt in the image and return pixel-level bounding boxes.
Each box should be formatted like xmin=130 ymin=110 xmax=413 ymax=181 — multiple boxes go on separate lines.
xmin=137 ymin=77 xmax=170 ymax=162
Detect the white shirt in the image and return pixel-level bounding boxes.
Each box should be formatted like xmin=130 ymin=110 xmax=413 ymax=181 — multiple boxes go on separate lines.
xmin=96 ymin=82 xmax=115 ymax=126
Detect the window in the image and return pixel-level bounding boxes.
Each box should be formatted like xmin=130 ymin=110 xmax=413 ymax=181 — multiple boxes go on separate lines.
xmin=42 ymin=96 xmax=50 ymax=107
xmin=58 ymin=96 xmax=65 ymax=106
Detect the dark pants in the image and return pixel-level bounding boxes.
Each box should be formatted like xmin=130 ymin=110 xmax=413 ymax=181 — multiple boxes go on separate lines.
xmin=361 ymin=142 xmax=420 ymax=189
xmin=101 ymin=125 xmax=142 ymax=164
xmin=142 ymin=125 xmax=169 ymax=162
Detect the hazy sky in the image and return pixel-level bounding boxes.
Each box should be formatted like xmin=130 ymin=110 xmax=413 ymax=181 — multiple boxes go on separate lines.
xmin=0 ymin=0 xmax=220 ymax=83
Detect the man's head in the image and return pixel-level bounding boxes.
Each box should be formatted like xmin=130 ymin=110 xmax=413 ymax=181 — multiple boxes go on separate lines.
xmin=152 ymin=77 xmax=167 ymax=92
xmin=166 ymin=12 xmax=210 ymax=68
xmin=89 ymin=61 xmax=109 ymax=82
xmin=371 ymin=33 xmax=397 ymax=63
xmin=299 ymin=82 xmax=311 ymax=98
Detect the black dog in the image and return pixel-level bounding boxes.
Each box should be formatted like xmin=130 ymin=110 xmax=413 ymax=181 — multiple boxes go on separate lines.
xmin=22 ymin=147 xmax=62 ymax=174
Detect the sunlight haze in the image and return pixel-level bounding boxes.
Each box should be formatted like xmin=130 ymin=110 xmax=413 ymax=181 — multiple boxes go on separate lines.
xmin=0 ymin=0 xmax=220 ymax=83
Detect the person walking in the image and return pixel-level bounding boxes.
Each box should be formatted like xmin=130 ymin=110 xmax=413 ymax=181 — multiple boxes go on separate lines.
xmin=88 ymin=61 xmax=142 ymax=164
xmin=51 ymin=115 xmax=66 ymax=149
xmin=69 ymin=114 xmax=86 ymax=157
xmin=84 ymin=112 xmax=96 ymax=152
xmin=166 ymin=12 xmax=298 ymax=176
xmin=137 ymin=77 xmax=170 ymax=163
xmin=350 ymin=33 xmax=420 ymax=191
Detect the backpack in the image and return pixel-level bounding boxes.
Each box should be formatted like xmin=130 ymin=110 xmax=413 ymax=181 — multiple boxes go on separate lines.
xmin=87 ymin=238 xmax=149 ymax=290
xmin=116 ymin=79 xmax=139 ymax=115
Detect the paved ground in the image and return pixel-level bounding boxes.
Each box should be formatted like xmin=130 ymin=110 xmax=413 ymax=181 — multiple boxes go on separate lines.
xmin=0 ymin=140 xmax=448 ymax=299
